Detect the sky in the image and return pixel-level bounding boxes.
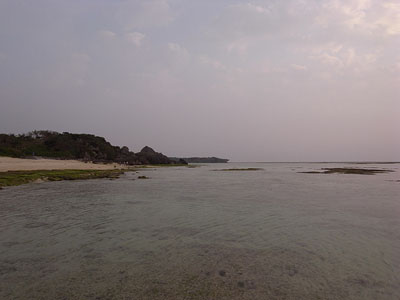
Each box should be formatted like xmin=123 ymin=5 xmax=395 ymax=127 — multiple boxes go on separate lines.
xmin=0 ymin=0 xmax=399 ymax=161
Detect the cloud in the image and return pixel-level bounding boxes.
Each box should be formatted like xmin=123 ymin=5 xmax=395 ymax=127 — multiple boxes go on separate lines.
xmin=168 ymin=42 xmax=189 ymax=57
xmin=125 ymin=32 xmax=146 ymax=47
xmin=116 ymin=0 xmax=175 ymax=30
xmin=314 ymin=53 xmax=344 ymax=68
xmin=98 ymin=30 xmax=116 ymax=39
xmin=291 ymin=64 xmax=307 ymax=71
xmin=316 ymin=0 xmax=400 ymax=36
xmin=306 ymin=42 xmax=382 ymax=74
xmin=211 ymin=2 xmax=276 ymax=41
xmin=0 ymin=0 xmax=399 ymax=161
xmin=377 ymin=2 xmax=400 ymax=35
xmin=226 ymin=39 xmax=249 ymax=55
xmin=97 ymin=30 xmax=146 ymax=47
xmin=199 ymin=56 xmax=226 ymax=71
xmin=45 ymin=53 xmax=91 ymax=88
xmin=232 ymin=3 xmax=272 ymax=15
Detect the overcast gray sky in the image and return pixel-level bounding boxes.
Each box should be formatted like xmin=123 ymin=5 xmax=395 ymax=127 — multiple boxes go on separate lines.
xmin=0 ymin=0 xmax=399 ymax=161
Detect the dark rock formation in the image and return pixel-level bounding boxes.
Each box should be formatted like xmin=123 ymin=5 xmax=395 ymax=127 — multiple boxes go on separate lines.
xmin=137 ymin=146 xmax=176 ymax=165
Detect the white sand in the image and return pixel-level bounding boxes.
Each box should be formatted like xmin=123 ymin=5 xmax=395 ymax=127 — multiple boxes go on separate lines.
xmin=0 ymin=157 xmax=127 ymax=172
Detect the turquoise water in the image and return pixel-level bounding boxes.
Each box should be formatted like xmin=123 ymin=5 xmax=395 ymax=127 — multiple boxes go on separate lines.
xmin=0 ymin=163 xmax=399 ymax=299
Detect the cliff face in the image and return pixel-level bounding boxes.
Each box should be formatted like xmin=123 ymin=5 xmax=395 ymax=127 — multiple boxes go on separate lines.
xmin=0 ymin=131 xmax=183 ymax=165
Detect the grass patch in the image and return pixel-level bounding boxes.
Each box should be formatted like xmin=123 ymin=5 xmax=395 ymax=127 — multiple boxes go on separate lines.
xmin=0 ymin=169 xmax=126 ymax=188
xmin=299 ymin=168 xmax=393 ymax=175
xmin=213 ymin=168 xmax=264 ymax=171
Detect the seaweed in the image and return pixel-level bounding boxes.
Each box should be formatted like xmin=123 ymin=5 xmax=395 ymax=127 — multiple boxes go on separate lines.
xmin=0 ymin=169 xmax=126 ymax=188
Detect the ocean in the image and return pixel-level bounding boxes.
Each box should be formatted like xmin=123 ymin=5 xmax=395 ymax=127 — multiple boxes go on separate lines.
xmin=1 ymin=163 xmax=399 ymax=299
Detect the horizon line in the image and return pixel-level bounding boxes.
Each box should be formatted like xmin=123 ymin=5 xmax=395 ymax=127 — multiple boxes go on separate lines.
xmin=226 ymin=161 xmax=400 ymax=164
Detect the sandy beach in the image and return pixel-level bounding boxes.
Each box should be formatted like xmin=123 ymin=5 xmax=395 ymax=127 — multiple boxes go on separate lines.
xmin=0 ymin=157 xmax=126 ymax=172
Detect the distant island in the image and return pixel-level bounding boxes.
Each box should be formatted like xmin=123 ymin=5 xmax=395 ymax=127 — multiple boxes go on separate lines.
xmin=169 ymin=157 xmax=229 ymax=163
xmin=0 ymin=131 xmax=186 ymax=165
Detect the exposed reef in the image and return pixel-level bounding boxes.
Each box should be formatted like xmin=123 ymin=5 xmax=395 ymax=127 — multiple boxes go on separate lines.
xmin=299 ymin=168 xmax=393 ymax=175
xmin=0 ymin=169 xmax=127 ymax=188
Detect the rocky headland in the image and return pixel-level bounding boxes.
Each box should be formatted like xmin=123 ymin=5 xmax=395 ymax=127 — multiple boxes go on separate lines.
xmin=0 ymin=131 xmax=185 ymax=165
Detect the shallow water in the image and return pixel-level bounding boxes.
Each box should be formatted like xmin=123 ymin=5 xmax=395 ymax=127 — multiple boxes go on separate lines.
xmin=1 ymin=163 xmax=399 ymax=299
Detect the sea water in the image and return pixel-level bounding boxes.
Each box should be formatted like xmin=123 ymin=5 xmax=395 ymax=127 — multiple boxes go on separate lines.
xmin=0 ymin=163 xmax=399 ymax=299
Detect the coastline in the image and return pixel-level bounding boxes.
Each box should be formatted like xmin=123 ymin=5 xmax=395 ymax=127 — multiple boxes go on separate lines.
xmin=0 ymin=156 xmax=127 ymax=172
xmin=0 ymin=157 xmax=188 ymax=189
xmin=0 ymin=157 xmax=132 ymax=189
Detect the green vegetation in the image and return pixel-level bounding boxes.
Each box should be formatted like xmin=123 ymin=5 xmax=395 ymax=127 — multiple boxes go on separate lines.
xmin=0 ymin=169 xmax=126 ymax=188
xmin=213 ymin=168 xmax=264 ymax=171
xmin=0 ymin=130 xmax=182 ymax=165
xmin=300 ymin=168 xmax=393 ymax=175
xmin=0 ymin=131 xmax=118 ymax=160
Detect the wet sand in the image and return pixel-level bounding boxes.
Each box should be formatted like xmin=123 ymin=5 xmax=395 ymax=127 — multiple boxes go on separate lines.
xmin=0 ymin=157 xmax=126 ymax=172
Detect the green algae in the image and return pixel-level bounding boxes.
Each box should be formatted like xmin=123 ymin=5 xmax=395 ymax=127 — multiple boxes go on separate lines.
xmin=300 ymin=168 xmax=393 ymax=175
xmin=0 ymin=169 xmax=127 ymax=188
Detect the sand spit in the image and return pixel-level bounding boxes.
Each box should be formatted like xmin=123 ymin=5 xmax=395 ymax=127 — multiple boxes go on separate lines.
xmin=0 ymin=157 xmax=127 ymax=172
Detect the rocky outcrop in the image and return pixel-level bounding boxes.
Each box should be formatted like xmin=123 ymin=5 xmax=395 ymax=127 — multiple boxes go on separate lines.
xmin=137 ymin=146 xmax=178 ymax=165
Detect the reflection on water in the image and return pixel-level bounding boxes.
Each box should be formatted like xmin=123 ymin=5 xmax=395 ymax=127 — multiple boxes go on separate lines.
xmin=0 ymin=163 xmax=399 ymax=299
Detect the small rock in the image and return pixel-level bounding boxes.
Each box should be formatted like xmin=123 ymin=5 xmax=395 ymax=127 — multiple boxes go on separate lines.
xmin=219 ymin=270 xmax=226 ymax=277
xmin=237 ymin=280 xmax=256 ymax=289
xmin=138 ymin=176 xmax=149 ymax=179
xmin=246 ymin=280 xmax=256 ymax=289
xmin=286 ymin=265 xmax=298 ymax=277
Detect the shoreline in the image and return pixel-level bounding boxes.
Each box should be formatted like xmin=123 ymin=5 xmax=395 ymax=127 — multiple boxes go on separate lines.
xmin=0 ymin=156 xmax=131 ymax=189
xmin=0 ymin=157 xmax=188 ymax=189
xmin=0 ymin=156 xmax=128 ymax=172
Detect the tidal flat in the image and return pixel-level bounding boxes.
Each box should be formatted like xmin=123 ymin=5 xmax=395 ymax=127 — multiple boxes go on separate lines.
xmin=0 ymin=163 xmax=399 ymax=299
